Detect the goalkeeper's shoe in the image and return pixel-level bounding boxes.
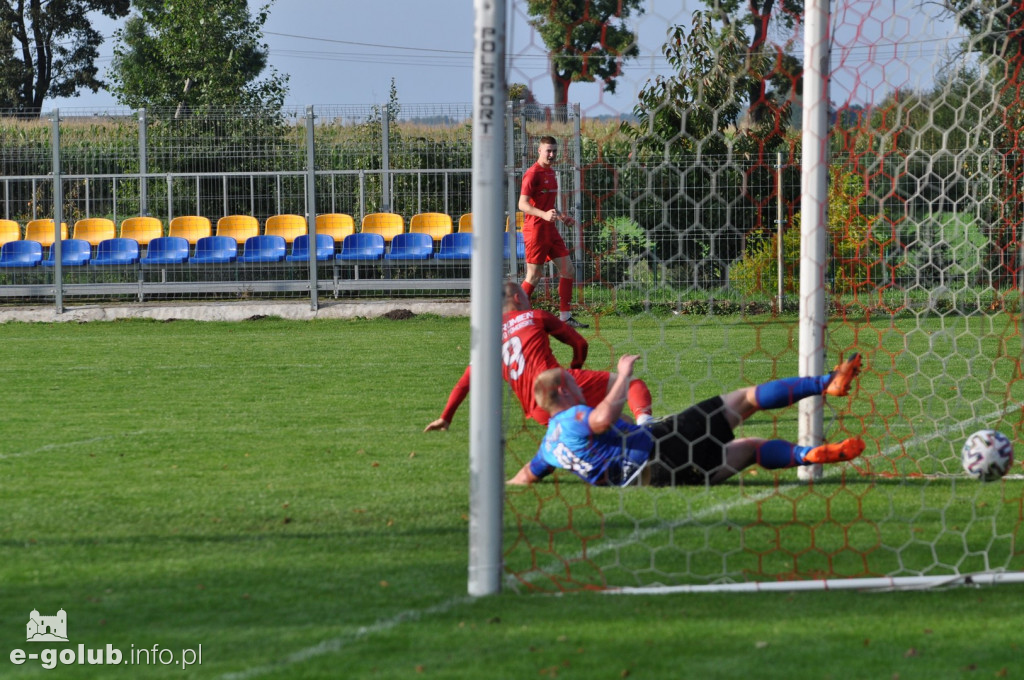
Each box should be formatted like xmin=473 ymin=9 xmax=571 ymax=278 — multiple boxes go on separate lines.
xmin=824 ymin=352 xmax=862 ymax=397
xmin=803 ymin=437 xmax=865 ymax=464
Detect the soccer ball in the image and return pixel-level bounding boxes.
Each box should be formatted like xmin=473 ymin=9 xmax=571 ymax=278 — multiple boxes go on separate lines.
xmin=961 ymin=429 xmax=1014 ymax=482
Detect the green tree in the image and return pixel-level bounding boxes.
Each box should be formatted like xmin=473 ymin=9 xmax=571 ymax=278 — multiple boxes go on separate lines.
xmin=108 ymin=0 xmax=288 ymax=114
xmin=524 ymin=0 xmax=643 ymax=108
xmin=0 ymin=0 xmax=130 ymax=117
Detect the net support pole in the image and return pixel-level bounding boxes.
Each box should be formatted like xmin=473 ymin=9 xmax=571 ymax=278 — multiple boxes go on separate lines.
xmin=50 ymin=110 xmax=64 ymax=315
xmin=797 ymin=0 xmax=831 ymax=481
xmin=468 ymin=0 xmax=506 ymax=597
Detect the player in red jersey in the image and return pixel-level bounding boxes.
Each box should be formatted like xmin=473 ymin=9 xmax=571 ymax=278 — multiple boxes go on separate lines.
xmin=424 ymin=281 xmax=653 ymax=431
xmin=518 ymin=135 xmax=587 ymax=328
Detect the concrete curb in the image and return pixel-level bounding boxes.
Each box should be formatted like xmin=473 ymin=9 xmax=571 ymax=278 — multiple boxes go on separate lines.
xmin=0 ymin=299 xmax=471 ymax=323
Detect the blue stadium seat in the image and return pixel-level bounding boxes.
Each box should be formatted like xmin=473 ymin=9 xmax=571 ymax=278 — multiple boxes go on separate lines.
xmin=42 ymin=239 xmax=92 ymax=266
xmin=337 ymin=233 xmax=385 ymax=261
xmin=503 ymin=232 xmax=526 ymax=259
xmin=385 ymin=232 xmax=434 ymax=260
xmin=190 ymin=236 xmax=237 ymax=264
xmin=435 ymin=232 xmax=472 ymax=260
xmin=0 ymin=239 xmax=42 ymax=267
xmin=239 ymin=234 xmax=286 ymax=263
xmin=286 ymin=234 xmax=335 ymax=261
xmin=91 ymin=238 xmax=140 ymax=266
xmin=140 ymin=237 xmax=190 ymax=265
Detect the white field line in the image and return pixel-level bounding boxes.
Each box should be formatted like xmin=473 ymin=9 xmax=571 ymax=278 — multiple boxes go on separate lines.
xmin=0 ymin=431 xmax=153 ymax=460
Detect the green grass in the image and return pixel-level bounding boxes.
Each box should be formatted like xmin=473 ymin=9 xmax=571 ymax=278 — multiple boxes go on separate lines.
xmin=1 ymin=312 xmax=1022 ymax=679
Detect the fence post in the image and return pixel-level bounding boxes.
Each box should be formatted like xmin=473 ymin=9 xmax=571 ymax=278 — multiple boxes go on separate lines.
xmin=139 ymin=108 xmax=149 ymax=216
xmin=776 ymin=151 xmax=785 ymax=311
xmin=571 ymin=103 xmax=583 ymax=292
xmin=505 ymin=100 xmax=517 ymax=278
xmin=51 ymin=110 xmax=64 ymax=314
xmin=305 ymin=106 xmax=319 ymax=312
xmin=381 ymin=103 xmax=391 ymax=212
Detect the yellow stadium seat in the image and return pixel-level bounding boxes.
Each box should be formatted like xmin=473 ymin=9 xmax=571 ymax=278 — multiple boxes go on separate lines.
xmin=409 ymin=212 xmax=454 ymax=242
xmin=264 ymin=214 xmax=307 ymax=244
xmin=457 ymin=213 xmax=473 ymax=233
xmin=24 ymin=219 xmax=69 ymax=247
xmin=0 ymin=219 xmax=21 ymax=246
xmin=216 ymin=215 xmax=259 ymax=245
xmin=73 ymin=218 xmax=116 ymax=246
xmin=315 ymin=213 xmax=355 ymax=241
xmin=506 ymin=212 xmax=525 ymax=230
xmin=168 ymin=216 xmax=212 ymax=245
xmin=361 ymin=212 xmax=404 ymax=243
xmin=119 ymin=216 xmax=163 ymax=246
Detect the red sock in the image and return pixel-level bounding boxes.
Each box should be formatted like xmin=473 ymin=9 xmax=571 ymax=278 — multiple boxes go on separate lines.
xmin=558 ymin=277 xmax=573 ymax=313
xmin=521 ymin=280 xmax=535 ymax=299
xmin=628 ymin=379 xmax=653 ymax=419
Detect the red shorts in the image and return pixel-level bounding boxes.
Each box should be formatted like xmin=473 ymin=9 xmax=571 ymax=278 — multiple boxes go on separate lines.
xmin=523 ymin=221 xmax=570 ymax=264
xmin=528 ymin=369 xmax=610 ymax=424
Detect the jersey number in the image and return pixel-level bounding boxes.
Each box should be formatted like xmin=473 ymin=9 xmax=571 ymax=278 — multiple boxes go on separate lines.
xmin=502 ymin=336 xmax=524 ymax=380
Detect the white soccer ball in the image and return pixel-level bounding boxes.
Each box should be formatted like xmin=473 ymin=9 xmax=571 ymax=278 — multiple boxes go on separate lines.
xmin=961 ymin=429 xmax=1014 ymax=482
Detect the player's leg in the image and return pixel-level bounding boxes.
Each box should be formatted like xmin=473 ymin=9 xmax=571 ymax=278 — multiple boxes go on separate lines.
xmin=718 ymin=353 xmax=863 ymax=428
xmin=708 ymin=437 xmax=866 ymax=484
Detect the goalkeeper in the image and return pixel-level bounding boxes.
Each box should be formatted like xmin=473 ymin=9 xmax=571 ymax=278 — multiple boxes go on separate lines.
xmin=508 ymin=352 xmax=865 ymax=487
xmin=425 ymin=281 xmax=652 ymax=431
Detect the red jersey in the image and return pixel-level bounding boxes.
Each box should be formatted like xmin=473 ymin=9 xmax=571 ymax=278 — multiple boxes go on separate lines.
xmin=438 ymin=308 xmax=588 ymax=424
xmin=520 ymin=162 xmax=559 ymax=230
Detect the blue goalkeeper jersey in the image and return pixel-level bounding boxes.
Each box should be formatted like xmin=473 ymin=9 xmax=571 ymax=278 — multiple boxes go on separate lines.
xmin=528 ymin=405 xmax=655 ymax=486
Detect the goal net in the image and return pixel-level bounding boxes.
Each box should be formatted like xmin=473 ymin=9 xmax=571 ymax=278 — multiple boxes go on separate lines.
xmin=496 ymin=0 xmax=1024 ymax=592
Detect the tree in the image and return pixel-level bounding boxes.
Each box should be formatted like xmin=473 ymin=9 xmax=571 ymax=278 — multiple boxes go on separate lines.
xmin=524 ymin=0 xmax=643 ymax=108
xmin=0 ymin=0 xmax=130 ymax=117
xmin=108 ymin=0 xmax=288 ymax=114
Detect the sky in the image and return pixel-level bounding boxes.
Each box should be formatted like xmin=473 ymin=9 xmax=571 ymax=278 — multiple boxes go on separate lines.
xmin=47 ymin=0 xmax=966 ymax=117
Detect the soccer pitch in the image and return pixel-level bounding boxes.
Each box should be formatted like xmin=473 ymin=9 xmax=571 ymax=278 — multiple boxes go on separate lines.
xmin=1 ymin=312 xmax=1022 ymax=679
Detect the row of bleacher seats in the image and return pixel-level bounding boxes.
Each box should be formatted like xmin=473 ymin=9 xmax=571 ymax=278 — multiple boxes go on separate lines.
xmin=0 ymin=212 xmax=527 ymax=249
xmin=0 ymin=231 xmax=527 ymax=267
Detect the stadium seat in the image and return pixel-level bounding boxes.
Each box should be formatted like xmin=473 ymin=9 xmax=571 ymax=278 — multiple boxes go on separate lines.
xmin=361 ymin=212 xmax=404 ymax=243
xmin=503 ymin=232 xmax=526 ymax=259
xmin=264 ymin=214 xmax=307 ymax=243
xmin=286 ymin=234 xmax=335 ymax=262
xmin=73 ymin=218 xmax=116 ymax=246
xmin=435 ymin=232 xmax=473 ymax=260
xmin=216 ymin=215 xmax=259 ymax=245
xmin=0 ymin=219 xmax=21 ymax=246
xmin=119 ymin=216 xmax=163 ymax=246
xmin=24 ymin=219 xmax=68 ymax=247
xmin=140 ymin=236 xmax=190 ymax=265
xmin=190 ymin=235 xmax=237 ymax=264
xmin=239 ymin=234 xmax=286 ymax=263
xmin=0 ymin=239 xmax=42 ymax=267
xmin=457 ymin=213 xmax=473 ymax=233
xmin=409 ymin=212 xmax=453 ymax=242
xmin=91 ymin=238 xmax=140 ymax=266
xmin=337 ymin=233 xmax=385 ymax=260
xmin=42 ymin=239 xmax=92 ymax=266
xmin=507 ymin=212 xmax=525 ymax=230
xmin=315 ymin=213 xmax=355 ymax=242
xmin=168 ymin=216 xmax=212 ymax=245
xmin=385 ymin=232 xmax=434 ymax=260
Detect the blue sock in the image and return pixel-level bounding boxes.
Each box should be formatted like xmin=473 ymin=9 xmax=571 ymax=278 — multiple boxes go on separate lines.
xmin=757 ymin=440 xmax=815 ymax=468
xmin=754 ymin=376 xmax=828 ymax=410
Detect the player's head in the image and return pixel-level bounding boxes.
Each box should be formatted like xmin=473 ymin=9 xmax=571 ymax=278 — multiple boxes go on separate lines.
xmin=534 ymin=367 xmax=584 ymax=413
xmin=537 ymin=136 xmax=558 ymax=166
xmin=502 ymin=280 xmax=530 ymax=312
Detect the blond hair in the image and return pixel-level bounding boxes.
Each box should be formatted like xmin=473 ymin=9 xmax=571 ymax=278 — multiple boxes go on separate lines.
xmin=533 ymin=368 xmax=565 ymax=412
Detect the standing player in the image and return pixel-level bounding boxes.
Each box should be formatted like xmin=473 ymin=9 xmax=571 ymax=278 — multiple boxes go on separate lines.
xmin=508 ymin=353 xmax=865 ymax=487
xmin=518 ymin=135 xmax=587 ymax=329
xmin=424 ymin=281 xmax=652 ymax=431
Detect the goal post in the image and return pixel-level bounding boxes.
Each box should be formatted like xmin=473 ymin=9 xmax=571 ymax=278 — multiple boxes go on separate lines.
xmin=467 ymin=0 xmax=507 ymax=597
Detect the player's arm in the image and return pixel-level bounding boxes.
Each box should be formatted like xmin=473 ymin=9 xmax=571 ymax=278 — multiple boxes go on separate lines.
xmin=519 ymin=177 xmax=557 ymax=222
xmin=587 ymin=355 xmax=639 ymax=434
xmin=545 ymin=312 xmax=588 ymax=368
xmin=507 ymin=450 xmax=555 ymax=485
xmin=424 ymin=365 xmax=471 ymax=432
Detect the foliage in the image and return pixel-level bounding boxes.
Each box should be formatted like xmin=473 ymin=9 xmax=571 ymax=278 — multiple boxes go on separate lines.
xmin=108 ymin=0 xmax=288 ymax=115
xmin=0 ymin=0 xmax=130 ymax=117
xmin=584 ymin=215 xmax=655 ymax=284
xmin=523 ymin=0 xmax=644 ymax=107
